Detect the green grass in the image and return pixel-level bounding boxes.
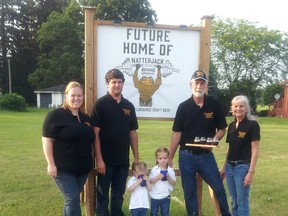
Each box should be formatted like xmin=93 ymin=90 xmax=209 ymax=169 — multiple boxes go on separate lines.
xmin=0 ymin=109 xmax=287 ymax=215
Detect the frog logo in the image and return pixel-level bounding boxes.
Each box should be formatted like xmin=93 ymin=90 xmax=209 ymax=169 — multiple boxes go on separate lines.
xmin=204 ymin=112 xmax=213 ymax=119
xmin=238 ymin=131 xmax=246 ymax=138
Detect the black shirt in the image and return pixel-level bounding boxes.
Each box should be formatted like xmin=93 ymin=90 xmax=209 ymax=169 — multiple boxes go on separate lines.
xmin=173 ymin=95 xmax=227 ymax=149
xmin=90 ymin=93 xmax=138 ymax=166
xmin=42 ymin=108 xmax=95 ymax=174
xmin=226 ymin=117 xmax=260 ymax=161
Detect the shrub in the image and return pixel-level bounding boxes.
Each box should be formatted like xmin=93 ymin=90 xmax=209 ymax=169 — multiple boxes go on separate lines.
xmin=257 ymin=109 xmax=268 ymax=117
xmin=0 ymin=93 xmax=27 ymax=111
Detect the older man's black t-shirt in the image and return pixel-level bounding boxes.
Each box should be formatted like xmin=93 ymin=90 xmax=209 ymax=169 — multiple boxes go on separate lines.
xmin=173 ymin=95 xmax=227 ymax=149
xmin=42 ymin=108 xmax=95 ymax=174
xmin=90 ymin=93 xmax=138 ymax=166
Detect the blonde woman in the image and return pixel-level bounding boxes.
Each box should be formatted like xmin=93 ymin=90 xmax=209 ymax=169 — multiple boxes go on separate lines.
xmin=221 ymin=95 xmax=260 ymax=216
xmin=42 ymin=81 xmax=95 ymax=216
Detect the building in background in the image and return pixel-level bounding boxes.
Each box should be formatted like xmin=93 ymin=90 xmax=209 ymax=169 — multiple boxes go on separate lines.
xmin=34 ymin=84 xmax=65 ymax=108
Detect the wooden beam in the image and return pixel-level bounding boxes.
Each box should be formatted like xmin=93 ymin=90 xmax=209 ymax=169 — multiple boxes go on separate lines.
xmin=83 ymin=7 xmax=96 ymax=216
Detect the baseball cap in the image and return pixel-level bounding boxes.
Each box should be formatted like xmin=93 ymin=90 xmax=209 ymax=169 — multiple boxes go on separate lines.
xmin=191 ymin=70 xmax=207 ymax=82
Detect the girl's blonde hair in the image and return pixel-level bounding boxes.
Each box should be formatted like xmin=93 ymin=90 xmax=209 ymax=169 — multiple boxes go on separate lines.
xmin=131 ymin=161 xmax=147 ymax=172
xmin=231 ymin=95 xmax=255 ymax=120
xmin=155 ymin=147 xmax=169 ymax=165
xmin=62 ymin=81 xmax=85 ymax=114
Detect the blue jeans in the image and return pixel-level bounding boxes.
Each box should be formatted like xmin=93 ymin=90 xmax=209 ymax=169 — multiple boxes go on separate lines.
xmin=179 ymin=150 xmax=231 ymax=216
xmin=225 ymin=163 xmax=250 ymax=216
xmin=131 ymin=208 xmax=148 ymax=216
xmin=150 ymin=196 xmax=170 ymax=216
xmin=53 ymin=171 xmax=88 ymax=216
xmin=96 ymin=165 xmax=129 ymax=216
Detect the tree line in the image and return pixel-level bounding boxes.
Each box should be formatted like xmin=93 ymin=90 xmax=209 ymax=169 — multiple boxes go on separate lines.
xmin=0 ymin=0 xmax=287 ymax=112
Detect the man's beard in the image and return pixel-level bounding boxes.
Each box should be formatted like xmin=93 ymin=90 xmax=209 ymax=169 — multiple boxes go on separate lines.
xmin=193 ymin=90 xmax=205 ymax=98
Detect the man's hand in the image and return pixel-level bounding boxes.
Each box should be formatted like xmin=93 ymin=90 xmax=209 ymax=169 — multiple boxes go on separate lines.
xmin=96 ymin=159 xmax=106 ymax=175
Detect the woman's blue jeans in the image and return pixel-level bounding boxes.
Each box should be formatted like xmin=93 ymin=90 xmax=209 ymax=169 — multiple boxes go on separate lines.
xmin=225 ymin=163 xmax=250 ymax=216
xmin=53 ymin=171 xmax=88 ymax=216
xmin=179 ymin=150 xmax=231 ymax=216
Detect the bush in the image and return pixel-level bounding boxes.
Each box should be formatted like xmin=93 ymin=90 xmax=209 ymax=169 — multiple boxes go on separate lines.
xmin=257 ymin=109 xmax=268 ymax=117
xmin=0 ymin=93 xmax=27 ymax=111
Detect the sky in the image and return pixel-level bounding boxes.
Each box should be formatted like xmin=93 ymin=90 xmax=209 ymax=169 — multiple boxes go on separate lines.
xmin=149 ymin=0 xmax=288 ymax=32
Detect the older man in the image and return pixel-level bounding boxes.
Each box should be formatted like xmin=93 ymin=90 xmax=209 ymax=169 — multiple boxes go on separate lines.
xmin=169 ymin=70 xmax=231 ymax=216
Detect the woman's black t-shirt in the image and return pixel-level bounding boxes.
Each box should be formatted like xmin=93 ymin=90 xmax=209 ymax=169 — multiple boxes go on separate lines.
xmin=42 ymin=108 xmax=95 ymax=174
xmin=226 ymin=117 xmax=260 ymax=161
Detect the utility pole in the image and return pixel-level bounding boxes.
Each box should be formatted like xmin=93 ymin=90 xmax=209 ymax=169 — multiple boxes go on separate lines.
xmin=8 ymin=58 xmax=12 ymax=94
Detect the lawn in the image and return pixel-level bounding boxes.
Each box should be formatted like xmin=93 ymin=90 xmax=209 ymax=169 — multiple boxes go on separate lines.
xmin=0 ymin=108 xmax=287 ymax=215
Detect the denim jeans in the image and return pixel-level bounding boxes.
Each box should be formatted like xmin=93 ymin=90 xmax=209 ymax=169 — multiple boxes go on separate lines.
xmin=53 ymin=171 xmax=88 ymax=216
xmin=131 ymin=208 xmax=148 ymax=216
xmin=150 ymin=196 xmax=170 ymax=216
xmin=96 ymin=165 xmax=129 ymax=216
xmin=225 ymin=163 xmax=251 ymax=216
xmin=179 ymin=150 xmax=231 ymax=216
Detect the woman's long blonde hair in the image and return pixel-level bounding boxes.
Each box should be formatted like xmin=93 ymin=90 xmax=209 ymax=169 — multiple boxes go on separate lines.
xmin=231 ymin=95 xmax=255 ymax=120
xmin=62 ymin=81 xmax=85 ymax=114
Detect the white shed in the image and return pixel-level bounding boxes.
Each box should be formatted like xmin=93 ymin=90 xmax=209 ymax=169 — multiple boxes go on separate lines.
xmin=34 ymin=85 xmax=66 ymax=108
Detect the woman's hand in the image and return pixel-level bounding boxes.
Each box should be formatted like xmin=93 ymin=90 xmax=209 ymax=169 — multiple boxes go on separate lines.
xmin=244 ymin=172 xmax=253 ymax=187
xmin=220 ymin=169 xmax=226 ymax=181
xmin=47 ymin=164 xmax=57 ymax=177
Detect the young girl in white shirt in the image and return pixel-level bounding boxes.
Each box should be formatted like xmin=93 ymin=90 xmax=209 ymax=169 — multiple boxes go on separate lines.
xmin=127 ymin=162 xmax=152 ymax=216
xmin=149 ymin=147 xmax=176 ymax=216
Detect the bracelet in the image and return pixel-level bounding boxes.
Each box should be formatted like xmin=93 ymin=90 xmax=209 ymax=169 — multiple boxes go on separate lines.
xmin=248 ymin=169 xmax=255 ymax=174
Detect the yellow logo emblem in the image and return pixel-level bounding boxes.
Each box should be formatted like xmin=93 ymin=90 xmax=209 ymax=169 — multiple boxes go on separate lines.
xmin=204 ymin=112 xmax=213 ymax=119
xmin=196 ymin=71 xmax=205 ymax=77
xmin=123 ymin=108 xmax=131 ymax=115
xmin=238 ymin=131 xmax=246 ymax=138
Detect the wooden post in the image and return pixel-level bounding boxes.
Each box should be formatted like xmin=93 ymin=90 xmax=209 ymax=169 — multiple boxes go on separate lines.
xmin=199 ymin=15 xmax=214 ymax=78
xmin=209 ymin=185 xmax=222 ymax=216
xmin=282 ymin=84 xmax=288 ymax=117
xmin=84 ymin=6 xmax=96 ymax=114
xmin=197 ymin=174 xmax=203 ymax=215
xmin=84 ymin=6 xmax=96 ymax=216
xmin=197 ymin=15 xmax=221 ymax=216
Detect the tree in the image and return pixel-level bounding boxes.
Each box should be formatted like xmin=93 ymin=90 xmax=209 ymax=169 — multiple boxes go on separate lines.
xmin=262 ymin=84 xmax=284 ymax=105
xmin=91 ymin=0 xmax=157 ymax=23
xmin=0 ymin=0 xmax=70 ymax=104
xmin=0 ymin=0 xmax=20 ymax=93
xmin=208 ymin=61 xmax=219 ymax=99
xmin=211 ymin=18 xmax=288 ymax=111
xmin=29 ymin=0 xmax=84 ymax=89
xmin=280 ymin=33 xmax=288 ymax=77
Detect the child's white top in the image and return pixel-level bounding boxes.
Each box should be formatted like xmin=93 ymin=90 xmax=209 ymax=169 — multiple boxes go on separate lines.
xmin=127 ymin=176 xmax=150 ymax=209
xmin=149 ymin=165 xmax=176 ymax=199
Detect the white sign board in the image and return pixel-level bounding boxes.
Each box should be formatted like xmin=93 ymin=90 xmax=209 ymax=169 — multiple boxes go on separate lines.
xmin=96 ymin=24 xmax=201 ymax=118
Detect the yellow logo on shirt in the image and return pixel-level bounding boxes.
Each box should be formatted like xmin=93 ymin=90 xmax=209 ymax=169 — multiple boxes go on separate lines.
xmin=238 ymin=131 xmax=246 ymax=138
xmin=123 ymin=108 xmax=131 ymax=115
xmin=204 ymin=112 xmax=213 ymax=119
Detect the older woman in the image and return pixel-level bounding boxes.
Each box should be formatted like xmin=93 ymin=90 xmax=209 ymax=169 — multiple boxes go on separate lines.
xmin=42 ymin=81 xmax=95 ymax=216
xmin=221 ymin=95 xmax=260 ymax=216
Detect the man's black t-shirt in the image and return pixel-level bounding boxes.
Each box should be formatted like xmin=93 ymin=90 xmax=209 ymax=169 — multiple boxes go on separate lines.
xmin=90 ymin=93 xmax=138 ymax=166
xmin=42 ymin=108 xmax=95 ymax=174
xmin=173 ymin=95 xmax=227 ymax=148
